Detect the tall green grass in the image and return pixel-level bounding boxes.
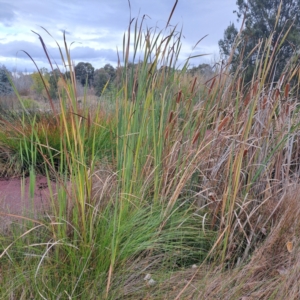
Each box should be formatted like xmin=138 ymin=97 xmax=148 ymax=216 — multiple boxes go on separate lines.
xmin=0 ymin=4 xmax=216 ymax=299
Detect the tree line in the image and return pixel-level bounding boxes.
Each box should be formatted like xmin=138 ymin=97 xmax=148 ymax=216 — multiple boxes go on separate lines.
xmin=0 ymin=62 xmax=214 ymax=99
xmin=0 ymin=63 xmax=118 ymax=99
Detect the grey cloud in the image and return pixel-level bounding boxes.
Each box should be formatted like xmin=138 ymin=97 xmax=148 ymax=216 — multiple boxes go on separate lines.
xmin=70 ymin=47 xmax=117 ymax=61
xmin=0 ymin=3 xmax=17 ymax=26
xmin=1 ymin=0 xmax=238 ymax=71
xmin=0 ymin=41 xmax=54 ymax=59
xmin=0 ymin=40 xmax=119 ymax=71
xmin=2 ymin=58 xmax=52 ymax=73
xmin=3 ymin=0 xmax=130 ymax=35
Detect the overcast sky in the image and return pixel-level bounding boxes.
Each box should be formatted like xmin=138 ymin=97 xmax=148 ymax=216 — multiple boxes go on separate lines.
xmin=0 ymin=0 xmax=238 ymax=72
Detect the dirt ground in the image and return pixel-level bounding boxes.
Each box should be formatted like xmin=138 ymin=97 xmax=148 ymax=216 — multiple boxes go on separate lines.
xmin=0 ymin=175 xmax=54 ymax=230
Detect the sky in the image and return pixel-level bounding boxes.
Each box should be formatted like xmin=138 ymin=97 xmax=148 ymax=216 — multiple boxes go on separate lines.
xmin=0 ymin=0 xmax=238 ymax=73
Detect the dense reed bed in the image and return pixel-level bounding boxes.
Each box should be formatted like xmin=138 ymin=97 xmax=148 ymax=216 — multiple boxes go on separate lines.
xmin=1 ymin=3 xmax=300 ymax=299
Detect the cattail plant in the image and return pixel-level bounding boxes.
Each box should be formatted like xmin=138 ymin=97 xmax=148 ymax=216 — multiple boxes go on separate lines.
xmin=1 ymin=1 xmax=300 ymax=299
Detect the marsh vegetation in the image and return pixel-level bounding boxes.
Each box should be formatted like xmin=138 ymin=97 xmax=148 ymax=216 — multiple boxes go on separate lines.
xmin=1 ymin=2 xmax=300 ymax=299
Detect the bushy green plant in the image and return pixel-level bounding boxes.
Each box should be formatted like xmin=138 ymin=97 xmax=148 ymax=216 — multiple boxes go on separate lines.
xmin=20 ymin=98 xmax=40 ymax=110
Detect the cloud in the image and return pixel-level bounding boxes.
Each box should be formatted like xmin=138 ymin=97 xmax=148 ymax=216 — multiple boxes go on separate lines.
xmin=0 ymin=3 xmax=17 ymax=26
xmin=0 ymin=41 xmax=46 ymax=59
xmin=70 ymin=47 xmax=117 ymax=61
xmin=0 ymin=0 xmax=238 ymax=72
xmin=0 ymin=40 xmax=119 ymax=72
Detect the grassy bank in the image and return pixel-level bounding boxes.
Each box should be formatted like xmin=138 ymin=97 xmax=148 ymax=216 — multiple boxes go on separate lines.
xmin=1 ymin=4 xmax=300 ymax=299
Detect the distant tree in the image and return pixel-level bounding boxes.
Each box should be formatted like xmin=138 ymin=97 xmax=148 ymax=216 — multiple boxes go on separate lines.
xmin=0 ymin=65 xmax=13 ymax=96
xmin=31 ymin=71 xmax=49 ymax=99
xmin=65 ymin=70 xmax=71 ymax=80
xmin=74 ymin=62 xmax=94 ymax=87
xmin=92 ymin=64 xmax=116 ymax=96
xmin=93 ymin=69 xmax=110 ymax=96
xmin=219 ymin=0 xmax=300 ymax=82
xmin=218 ymin=23 xmax=239 ymax=64
xmin=40 ymin=67 xmax=49 ymax=76
xmin=188 ymin=63 xmax=214 ymax=78
xmin=48 ymin=68 xmax=60 ymax=99
xmin=103 ymin=64 xmax=116 ymax=81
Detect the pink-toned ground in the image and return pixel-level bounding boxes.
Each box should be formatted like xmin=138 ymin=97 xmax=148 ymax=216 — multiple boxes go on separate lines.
xmin=0 ymin=175 xmax=54 ymax=229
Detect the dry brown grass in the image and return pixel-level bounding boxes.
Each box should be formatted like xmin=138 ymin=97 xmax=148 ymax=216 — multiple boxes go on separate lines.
xmin=142 ymin=183 xmax=300 ymax=300
xmin=116 ymin=184 xmax=300 ymax=299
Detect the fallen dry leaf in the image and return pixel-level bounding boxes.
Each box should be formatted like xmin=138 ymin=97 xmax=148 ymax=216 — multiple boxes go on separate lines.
xmin=286 ymin=241 xmax=293 ymax=253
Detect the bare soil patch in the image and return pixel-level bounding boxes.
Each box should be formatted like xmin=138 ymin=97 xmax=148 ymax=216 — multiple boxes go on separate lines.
xmin=0 ymin=175 xmax=54 ymax=229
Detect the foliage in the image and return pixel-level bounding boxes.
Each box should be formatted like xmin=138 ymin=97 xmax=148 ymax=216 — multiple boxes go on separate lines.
xmin=30 ymin=70 xmax=49 ymax=98
xmin=103 ymin=63 xmax=116 ymax=81
xmin=74 ymin=62 xmax=94 ymax=87
xmin=219 ymin=0 xmax=300 ymax=82
xmin=48 ymin=68 xmax=60 ymax=99
xmin=188 ymin=63 xmax=214 ymax=78
xmin=93 ymin=68 xmax=110 ymax=96
xmin=0 ymin=108 xmax=115 ymax=177
xmin=20 ymin=98 xmax=40 ymax=110
xmin=92 ymin=64 xmax=116 ymax=96
xmin=0 ymin=64 xmax=13 ymax=95
xmin=219 ymin=22 xmax=239 ymax=62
